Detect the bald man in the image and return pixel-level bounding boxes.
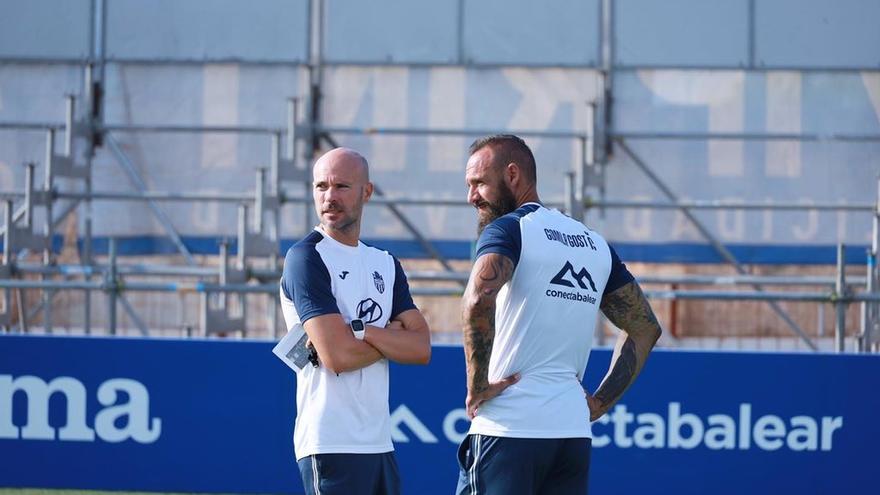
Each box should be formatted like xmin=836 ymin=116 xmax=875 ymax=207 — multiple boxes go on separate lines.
xmin=279 ymin=148 xmax=431 ymax=495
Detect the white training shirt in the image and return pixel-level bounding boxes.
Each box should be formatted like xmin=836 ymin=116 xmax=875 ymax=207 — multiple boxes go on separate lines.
xmin=468 ymin=203 xmax=634 ymax=439
xmin=279 ymin=227 xmax=416 ymax=460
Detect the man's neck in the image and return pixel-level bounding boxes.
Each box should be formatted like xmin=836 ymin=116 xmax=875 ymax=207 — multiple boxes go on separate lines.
xmin=517 ymin=189 xmax=541 ymax=207
xmin=319 ymin=225 xmax=360 ymax=247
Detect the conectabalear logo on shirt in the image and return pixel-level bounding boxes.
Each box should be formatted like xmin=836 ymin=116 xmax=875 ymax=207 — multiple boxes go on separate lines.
xmin=546 ymin=261 xmax=598 ymax=305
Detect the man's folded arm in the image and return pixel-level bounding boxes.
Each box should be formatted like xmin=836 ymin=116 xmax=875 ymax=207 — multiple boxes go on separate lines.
xmin=303 ymin=313 xmax=384 ymax=373
xmin=363 ymin=308 xmax=431 ymax=365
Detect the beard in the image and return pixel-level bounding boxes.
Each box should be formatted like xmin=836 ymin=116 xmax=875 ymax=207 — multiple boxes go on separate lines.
xmin=477 ymin=182 xmax=518 ymax=234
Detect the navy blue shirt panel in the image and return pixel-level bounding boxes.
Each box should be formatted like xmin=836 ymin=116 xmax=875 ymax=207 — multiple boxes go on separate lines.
xmin=604 ymin=244 xmax=635 ymax=296
xmin=390 ymin=257 xmax=418 ymax=320
xmin=281 ymin=231 xmax=340 ymax=324
xmin=474 ymin=203 xmax=540 ymax=268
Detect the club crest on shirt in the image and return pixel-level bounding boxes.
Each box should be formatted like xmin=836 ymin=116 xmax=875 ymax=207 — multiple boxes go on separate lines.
xmin=372 ymin=271 xmax=385 ymax=294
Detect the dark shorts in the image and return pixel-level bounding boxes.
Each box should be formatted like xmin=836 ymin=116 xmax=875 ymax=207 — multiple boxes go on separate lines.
xmin=297 ymin=451 xmax=400 ymax=495
xmin=455 ymin=434 xmax=592 ymax=495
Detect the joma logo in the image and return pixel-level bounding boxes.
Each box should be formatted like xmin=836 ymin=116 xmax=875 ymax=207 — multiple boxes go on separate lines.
xmin=0 ymin=375 xmax=162 ymax=443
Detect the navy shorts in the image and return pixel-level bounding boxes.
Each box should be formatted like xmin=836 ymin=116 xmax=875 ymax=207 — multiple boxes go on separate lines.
xmin=297 ymin=452 xmax=400 ymax=495
xmin=456 ymin=434 xmax=592 ymax=495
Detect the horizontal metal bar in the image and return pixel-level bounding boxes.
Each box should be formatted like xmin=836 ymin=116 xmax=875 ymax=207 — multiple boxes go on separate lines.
xmin=407 ymin=270 xmax=471 ymax=282
xmin=0 ymin=57 xmax=90 ymax=65
xmin=0 ymin=280 xmax=103 ymax=290
xmin=3 ymin=56 xmax=875 ymax=73
xmin=55 ymin=190 xmax=256 ymax=203
xmin=588 ymin=199 xmax=875 ymax=212
xmin=50 ymin=190 xmax=553 ymax=209
xmin=318 ymin=60 xmax=599 ymax=69
xmin=1 ymin=122 xmax=281 ymax=135
xmin=0 ymin=279 xmax=271 ymax=293
xmin=3 ymin=278 xmax=875 ymax=302
xmin=642 ymin=289 xmax=880 ymax=303
xmin=8 ymin=264 xmax=869 ymax=289
xmin=612 ymin=64 xmax=880 ymax=73
xmin=0 ymin=122 xmax=65 ymax=131
xmin=14 ymin=262 xmax=218 ymax=278
xmin=611 ymin=131 xmax=880 ymax=142
xmin=638 ymin=274 xmax=867 ymax=287
xmin=103 ymin=123 xmax=284 ymax=135
xmin=317 ymin=125 xmax=587 ymax=140
xmin=101 ymin=57 xmax=307 ymax=66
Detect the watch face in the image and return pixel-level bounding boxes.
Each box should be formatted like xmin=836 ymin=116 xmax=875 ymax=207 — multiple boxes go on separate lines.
xmin=351 ymin=319 xmax=365 ymax=332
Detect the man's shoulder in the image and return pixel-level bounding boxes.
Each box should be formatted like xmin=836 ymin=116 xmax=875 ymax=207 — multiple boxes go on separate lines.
xmin=285 ymin=230 xmax=324 ymax=257
xmin=283 ymin=230 xmax=328 ymax=272
xmin=482 ymin=203 xmax=542 ymax=238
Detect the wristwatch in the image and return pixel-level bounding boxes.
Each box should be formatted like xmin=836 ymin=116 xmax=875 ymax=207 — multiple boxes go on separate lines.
xmin=350 ymin=318 xmax=366 ymax=340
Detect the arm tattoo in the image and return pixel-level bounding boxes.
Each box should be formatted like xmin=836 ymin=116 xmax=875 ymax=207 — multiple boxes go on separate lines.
xmin=594 ymin=339 xmax=636 ymax=405
xmin=462 ymin=254 xmax=514 ymax=393
xmin=594 ymin=281 xmax=662 ymax=409
xmin=600 ymin=282 xmax=661 ymax=340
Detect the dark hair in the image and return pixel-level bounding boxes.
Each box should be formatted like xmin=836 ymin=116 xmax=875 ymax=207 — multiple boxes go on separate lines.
xmin=468 ymin=134 xmax=537 ymax=184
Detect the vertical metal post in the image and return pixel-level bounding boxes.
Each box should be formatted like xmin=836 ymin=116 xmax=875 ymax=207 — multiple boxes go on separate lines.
xmin=287 ymin=97 xmax=311 ymax=234
xmin=835 ymin=243 xmax=846 ymax=353
xmin=218 ymin=239 xmax=229 ymax=312
xmin=599 ymin=0 xmax=614 ymax=161
xmin=564 ymin=172 xmax=578 ymax=218
xmin=271 ymin=132 xmax=282 ymax=197
xmin=237 ymin=204 xmax=248 ymax=270
xmin=591 ymin=102 xmax=607 ymax=222
xmin=861 ymin=250 xmax=874 ymax=351
xmin=864 ymin=178 xmax=880 ymax=352
xmin=65 ymin=96 xmax=75 ymax=157
xmin=3 ymin=199 xmax=12 ymax=332
xmin=577 ymin=137 xmax=587 ymax=220
xmin=44 ymin=129 xmax=55 ymax=262
xmin=747 ymin=0 xmax=756 ymax=69
xmin=3 ymin=200 xmax=11 ymax=263
xmin=84 ymin=65 xmax=94 ymax=335
xmin=24 ymin=163 xmax=34 ymax=228
xmin=16 ymin=289 xmax=27 ymax=334
xmin=287 ymin=98 xmax=298 ymax=164
xmin=4 ymin=200 xmax=18 ymax=334
xmin=108 ymin=237 xmax=117 ymax=335
xmin=43 ymin=131 xmax=55 ymax=333
xmin=255 ymin=168 xmax=267 ymax=235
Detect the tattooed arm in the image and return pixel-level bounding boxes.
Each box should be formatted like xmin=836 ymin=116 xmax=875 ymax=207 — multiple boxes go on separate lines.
xmin=461 ymin=253 xmax=520 ymax=419
xmin=588 ymin=281 xmax=662 ymax=421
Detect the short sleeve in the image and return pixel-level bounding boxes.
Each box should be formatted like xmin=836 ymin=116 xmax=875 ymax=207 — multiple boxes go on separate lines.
xmin=281 ymin=245 xmax=340 ymax=323
xmin=390 ymin=257 xmax=417 ymax=319
xmin=604 ymin=244 xmax=635 ymax=296
xmin=474 ymin=215 xmax=522 ymax=267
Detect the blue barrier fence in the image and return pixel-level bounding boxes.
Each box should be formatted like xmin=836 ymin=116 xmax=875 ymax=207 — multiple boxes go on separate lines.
xmin=1 ymin=335 xmax=878 ymax=494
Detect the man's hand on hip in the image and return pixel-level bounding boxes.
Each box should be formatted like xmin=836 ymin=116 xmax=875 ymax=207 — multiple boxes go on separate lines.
xmin=466 ymin=373 xmax=520 ymax=419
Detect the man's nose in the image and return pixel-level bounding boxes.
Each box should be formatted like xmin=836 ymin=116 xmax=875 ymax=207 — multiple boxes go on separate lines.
xmin=325 ymin=186 xmax=341 ymax=200
xmin=467 ymin=186 xmax=479 ymax=205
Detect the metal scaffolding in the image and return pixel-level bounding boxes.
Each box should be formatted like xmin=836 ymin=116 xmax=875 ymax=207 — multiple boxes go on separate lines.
xmin=0 ymin=0 xmax=878 ymax=353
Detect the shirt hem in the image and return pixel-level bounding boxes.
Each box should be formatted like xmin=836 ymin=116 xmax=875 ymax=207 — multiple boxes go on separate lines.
xmin=468 ymin=426 xmax=592 ymax=439
xmin=295 ymin=443 xmax=395 ymax=461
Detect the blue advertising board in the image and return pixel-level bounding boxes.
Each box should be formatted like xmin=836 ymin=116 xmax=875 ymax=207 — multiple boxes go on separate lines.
xmin=1 ymin=335 xmax=878 ymax=494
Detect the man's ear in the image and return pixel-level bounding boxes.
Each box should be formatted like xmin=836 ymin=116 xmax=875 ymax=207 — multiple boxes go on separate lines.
xmin=363 ymin=181 xmax=374 ymax=202
xmin=506 ymin=163 xmax=520 ymax=187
